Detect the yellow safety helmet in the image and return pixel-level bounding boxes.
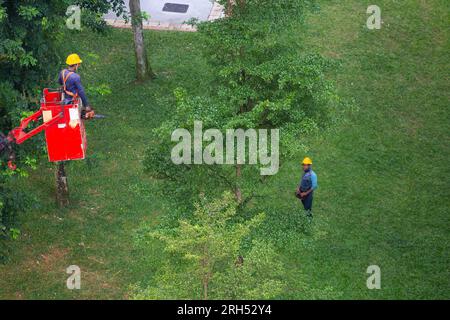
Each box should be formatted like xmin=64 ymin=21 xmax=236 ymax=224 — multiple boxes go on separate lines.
xmin=66 ymin=53 xmax=82 ymax=65
xmin=302 ymin=157 xmax=313 ymax=165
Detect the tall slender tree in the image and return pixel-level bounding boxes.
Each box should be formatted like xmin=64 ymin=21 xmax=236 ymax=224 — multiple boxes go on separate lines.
xmin=129 ymin=0 xmax=155 ymax=82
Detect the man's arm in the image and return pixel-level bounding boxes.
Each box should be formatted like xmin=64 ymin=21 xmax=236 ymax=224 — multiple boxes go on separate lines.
xmin=73 ymin=75 xmax=90 ymax=107
xmin=311 ymin=172 xmax=318 ymax=190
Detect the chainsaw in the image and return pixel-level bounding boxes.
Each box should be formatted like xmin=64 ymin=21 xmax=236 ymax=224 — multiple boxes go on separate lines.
xmin=81 ymin=109 xmax=106 ymax=120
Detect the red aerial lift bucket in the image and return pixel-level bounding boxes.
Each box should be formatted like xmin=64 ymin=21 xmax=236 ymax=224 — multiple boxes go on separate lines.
xmin=7 ymin=89 xmax=87 ymax=163
xmin=41 ymin=89 xmax=87 ymax=162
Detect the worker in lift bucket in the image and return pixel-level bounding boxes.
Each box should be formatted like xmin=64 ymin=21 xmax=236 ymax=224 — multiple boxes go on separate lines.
xmin=58 ymin=54 xmax=95 ymax=119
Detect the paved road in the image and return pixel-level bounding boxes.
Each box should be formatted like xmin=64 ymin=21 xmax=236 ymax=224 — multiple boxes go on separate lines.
xmin=105 ymin=0 xmax=215 ymax=24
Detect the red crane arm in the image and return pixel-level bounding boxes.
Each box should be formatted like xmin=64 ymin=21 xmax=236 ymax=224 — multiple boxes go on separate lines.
xmin=7 ymin=110 xmax=63 ymax=145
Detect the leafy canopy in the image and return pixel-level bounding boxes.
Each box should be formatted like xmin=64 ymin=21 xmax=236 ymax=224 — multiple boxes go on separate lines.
xmin=132 ymin=192 xmax=285 ymax=300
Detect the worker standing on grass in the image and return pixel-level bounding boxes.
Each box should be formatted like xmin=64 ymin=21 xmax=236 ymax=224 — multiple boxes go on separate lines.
xmin=296 ymin=157 xmax=318 ymax=220
xmin=58 ymin=53 xmax=95 ymax=119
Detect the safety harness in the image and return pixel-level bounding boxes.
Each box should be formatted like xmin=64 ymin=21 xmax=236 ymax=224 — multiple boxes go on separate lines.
xmin=61 ymin=69 xmax=78 ymax=100
xmin=300 ymin=171 xmax=313 ymax=192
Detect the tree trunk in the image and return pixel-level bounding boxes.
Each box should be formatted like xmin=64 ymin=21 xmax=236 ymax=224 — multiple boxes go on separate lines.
xmin=129 ymin=0 xmax=155 ymax=82
xmin=226 ymin=0 xmax=234 ymax=16
xmin=226 ymin=0 xmax=245 ymax=16
xmin=55 ymin=162 xmax=69 ymax=207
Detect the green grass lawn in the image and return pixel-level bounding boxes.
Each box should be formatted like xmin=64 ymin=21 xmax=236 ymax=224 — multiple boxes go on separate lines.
xmin=0 ymin=0 xmax=448 ymax=299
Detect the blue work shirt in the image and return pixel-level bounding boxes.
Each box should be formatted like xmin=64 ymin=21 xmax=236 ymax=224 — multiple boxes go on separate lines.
xmin=299 ymin=169 xmax=318 ymax=192
xmin=58 ymin=69 xmax=89 ymax=107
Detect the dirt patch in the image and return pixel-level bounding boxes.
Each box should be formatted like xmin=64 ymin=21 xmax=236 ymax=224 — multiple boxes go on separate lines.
xmin=36 ymin=247 xmax=70 ymax=272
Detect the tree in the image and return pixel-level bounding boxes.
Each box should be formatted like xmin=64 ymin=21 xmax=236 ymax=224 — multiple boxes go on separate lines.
xmin=132 ymin=192 xmax=285 ymax=300
xmin=77 ymin=0 xmax=155 ymax=81
xmin=55 ymin=162 xmax=69 ymax=207
xmin=144 ymin=0 xmax=341 ymax=206
xmin=129 ymin=0 xmax=154 ymax=82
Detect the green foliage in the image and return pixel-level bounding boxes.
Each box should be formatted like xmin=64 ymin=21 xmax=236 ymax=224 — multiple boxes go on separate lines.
xmin=0 ymin=1 xmax=65 ymax=92
xmin=76 ymin=0 xmax=128 ymax=31
xmin=197 ymin=0 xmax=341 ymax=137
xmin=0 ymin=0 xmax=62 ymax=257
xmin=9 ymin=227 xmax=20 ymax=240
xmin=18 ymin=5 xmax=41 ymax=21
xmin=132 ymin=192 xmax=285 ymax=299
xmin=211 ymin=239 xmax=285 ymax=299
xmin=86 ymin=83 xmax=112 ymax=97
xmin=0 ymin=173 xmax=33 ymax=262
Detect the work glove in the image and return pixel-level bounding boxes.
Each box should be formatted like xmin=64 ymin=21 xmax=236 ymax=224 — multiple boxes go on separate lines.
xmin=83 ymin=106 xmax=95 ymax=120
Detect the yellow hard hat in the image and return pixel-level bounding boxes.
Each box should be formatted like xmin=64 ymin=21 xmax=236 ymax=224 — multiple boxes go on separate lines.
xmin=302 ymin=157 xmax=313 ymax=165
xmin=66 ymin=53 xmax=82 ymax=65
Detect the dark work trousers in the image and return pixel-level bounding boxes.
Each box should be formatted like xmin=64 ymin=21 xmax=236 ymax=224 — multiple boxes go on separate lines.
xmin=301 ymin=192 xmax=313 ymax=214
